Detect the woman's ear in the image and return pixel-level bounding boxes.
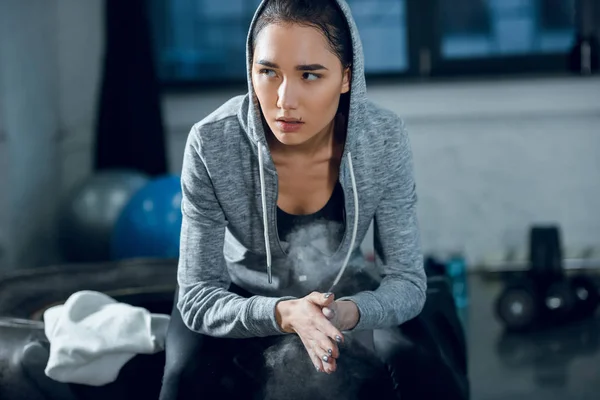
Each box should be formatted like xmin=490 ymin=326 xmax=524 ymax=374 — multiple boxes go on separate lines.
xmin=341 ymin=66 xmax=351 ymax=94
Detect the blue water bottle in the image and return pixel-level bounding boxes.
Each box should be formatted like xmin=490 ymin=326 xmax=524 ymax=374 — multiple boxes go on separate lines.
xmin=446 ymin=252 xmax=469 ymax=309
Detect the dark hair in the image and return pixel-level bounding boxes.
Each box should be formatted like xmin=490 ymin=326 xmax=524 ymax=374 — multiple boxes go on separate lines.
xmin=251 ymin=0 xmax=353 ymax=69
xmin=251 ymin=0 xmax=353 ymax=121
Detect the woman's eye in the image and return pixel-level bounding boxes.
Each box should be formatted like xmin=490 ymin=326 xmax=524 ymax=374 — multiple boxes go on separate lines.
xmin=260 ymin=69 xmax=277 ymax=78
xmin=303 ymin=72 xmax=320 ymax=81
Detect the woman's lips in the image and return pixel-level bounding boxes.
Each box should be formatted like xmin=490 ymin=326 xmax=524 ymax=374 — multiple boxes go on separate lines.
xmin=275 ymin=120 xmax=304 ymax=133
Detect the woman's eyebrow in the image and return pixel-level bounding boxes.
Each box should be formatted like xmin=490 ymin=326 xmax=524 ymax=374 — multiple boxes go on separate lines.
xmin=255 ymin=59 xmax=328 ymax=71
xmin=297 ymin=64 xmax=328 ymax=71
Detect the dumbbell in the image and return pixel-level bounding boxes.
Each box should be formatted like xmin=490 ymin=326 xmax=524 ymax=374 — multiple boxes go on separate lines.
xmin=495 ymin=278 xmax=583 ymax=331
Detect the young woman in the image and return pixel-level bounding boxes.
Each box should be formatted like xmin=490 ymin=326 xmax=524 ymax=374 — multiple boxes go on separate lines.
xmin=159 ymin=0 xmax=433 ymax=398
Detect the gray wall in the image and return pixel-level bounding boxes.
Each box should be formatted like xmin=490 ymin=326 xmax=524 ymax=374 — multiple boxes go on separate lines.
xmin=163 ymin=77 xmax=600 ymax=267
xmin=56 ymin=0 xmax=105 ymax=195
xmin=0 ymin=0 xmax=103 ymax=271
xmin=0 ymin=77 xmax=8 ymax=269
xmin=0 ymin=1 xmax=598 ymax=271
xmin=0 ymin=0 xmax=60 ymax=270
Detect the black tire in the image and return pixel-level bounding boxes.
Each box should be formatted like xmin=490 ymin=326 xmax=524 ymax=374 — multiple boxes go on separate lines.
xmin=0 ymin=259 xmax=178 ymax=400
xmin=0 ymin=258 xmax=178 ymax=319
xmin=398 ymin=275 xmax=470 ymax=400
xmin=495 ymin=283 xmax=539 ymax=331
xmin=569 ymin=275 xmax=600 ymax=320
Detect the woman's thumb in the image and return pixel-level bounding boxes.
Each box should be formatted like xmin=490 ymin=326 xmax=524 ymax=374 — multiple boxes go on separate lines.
xmin=308 ymin=291 xmax=335 ymax=306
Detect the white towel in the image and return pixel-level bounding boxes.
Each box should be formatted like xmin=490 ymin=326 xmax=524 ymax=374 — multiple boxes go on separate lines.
xmin=43 ymin=290 xmax=170 ymax=386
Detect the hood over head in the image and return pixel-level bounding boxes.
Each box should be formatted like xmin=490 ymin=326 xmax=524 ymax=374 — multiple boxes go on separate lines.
xmin=242 ymin=0 xmax=367 ymax=152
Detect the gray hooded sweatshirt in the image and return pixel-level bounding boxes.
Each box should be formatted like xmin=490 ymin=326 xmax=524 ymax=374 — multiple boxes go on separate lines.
xmin=177 ymin=0 xmax=426 ymax=338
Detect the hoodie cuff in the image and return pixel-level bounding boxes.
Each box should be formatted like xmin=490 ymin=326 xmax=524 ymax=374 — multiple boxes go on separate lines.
xmin=338 ymin=291 xmax=383 ymax=331
xmin=247 ymin=295 xmax=297 ymax=336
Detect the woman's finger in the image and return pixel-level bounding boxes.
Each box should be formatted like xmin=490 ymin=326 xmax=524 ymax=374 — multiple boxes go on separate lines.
xmin=300 ymin=335 xmax=324 ymax=372
xmin=322 ymin=356 xmax=337 ymax=373
xmin=313 ymin=331 xmax=340 ymax=360
xmin=311 ymin=338 xmax=337 ymax=373
xmin=315 ymin=314 xmax=344 ymax=345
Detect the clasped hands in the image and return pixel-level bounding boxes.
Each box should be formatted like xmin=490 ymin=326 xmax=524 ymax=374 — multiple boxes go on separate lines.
xmin=275 ymin=292 xmax=359 ymax=374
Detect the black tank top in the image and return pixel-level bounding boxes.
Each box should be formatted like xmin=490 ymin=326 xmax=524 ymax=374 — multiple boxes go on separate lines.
xmin=277 ymin=181 xmax=345 ymax=251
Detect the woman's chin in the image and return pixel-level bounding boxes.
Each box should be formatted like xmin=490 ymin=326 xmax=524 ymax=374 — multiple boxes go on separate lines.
xmin=272 ymin=132 xmax=309 ymax=146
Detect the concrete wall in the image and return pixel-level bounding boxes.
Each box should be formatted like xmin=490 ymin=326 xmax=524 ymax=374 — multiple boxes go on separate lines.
xmin=0 ymin=0 xmax=61 ymax=270
xmin=163 ymin=77 xmax=600 ymax=267
xmin=0 ymin=1 xmax=598 ymax=271
xmin=56 ymin=0 xmax=105 ymax=195
xmin=0 ymin=77 xmax=8 ymax=270
xmin=400 ymin=79 xmax=600 ymax=266
xmin=0 ymin=0 xmax=103 ymax=271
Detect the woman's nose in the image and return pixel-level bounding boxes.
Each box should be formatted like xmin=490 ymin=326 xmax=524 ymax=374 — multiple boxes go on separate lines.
xmin=276 ymin=79 xmax=299 ymax=110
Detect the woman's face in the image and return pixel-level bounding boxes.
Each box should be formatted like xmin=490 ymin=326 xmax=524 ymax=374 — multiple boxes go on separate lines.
xmin=252 ymin=23 xmax=350 ymax=147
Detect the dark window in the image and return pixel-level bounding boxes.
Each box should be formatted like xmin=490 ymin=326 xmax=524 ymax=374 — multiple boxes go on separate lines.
xmin=149 ymin=0 xmax=262 ymax=83
xmin=439 ymin=0 xmax=575 ymax=59
xmin=149 ymin=0 xmax=409 ymax=85
xmin=148 ymin=0 xmax=579 ymax=87
xmin=348 ymin=0 xmax=409 ymax=73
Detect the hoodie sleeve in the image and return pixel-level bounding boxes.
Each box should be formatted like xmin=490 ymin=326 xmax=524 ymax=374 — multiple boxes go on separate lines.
xmin=176 ymin=124 xmax=294 ymax=338
xmin=340 ymin=118 xmax=427 ymax=331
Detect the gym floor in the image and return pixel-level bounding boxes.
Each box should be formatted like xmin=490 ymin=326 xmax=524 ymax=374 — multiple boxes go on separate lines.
xmin=466 ymin=275 xmax=600 ymax=400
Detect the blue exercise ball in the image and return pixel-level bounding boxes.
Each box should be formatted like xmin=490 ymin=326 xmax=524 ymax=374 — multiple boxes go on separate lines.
xmin=58 ymin=169 xmax=150 ymax=263
xmin=110 ymin=175 xmax=183 ymax=260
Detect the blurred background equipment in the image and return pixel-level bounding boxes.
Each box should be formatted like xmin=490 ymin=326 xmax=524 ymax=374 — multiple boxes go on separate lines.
xmin=110 ymin=175 xmax=183 ymax=261
xmin=495 ymin=225 xmax=600 ymax=332
xmin=424 ymin=252 xmax=470 ymax=329
xmin=446 ymin=251 xmax=470 ymax=309
xmin=57 ymin=170 xmax=149 ymax=263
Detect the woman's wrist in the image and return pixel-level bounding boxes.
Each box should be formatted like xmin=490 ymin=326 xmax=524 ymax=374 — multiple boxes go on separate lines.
xmin=337 ymin=300 xmax=360 ymax=330
xmin=275 ymin=299 xmax=296 ymax=333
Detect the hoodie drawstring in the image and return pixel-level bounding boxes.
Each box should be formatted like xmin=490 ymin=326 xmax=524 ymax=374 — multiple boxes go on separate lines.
xmin=328 ymin=152 xmax=358 ymax=292
xmin=257 ymin=143 xmax=272 ymax=284
xmin=258 ymin=144 xmax=359 ymax=289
